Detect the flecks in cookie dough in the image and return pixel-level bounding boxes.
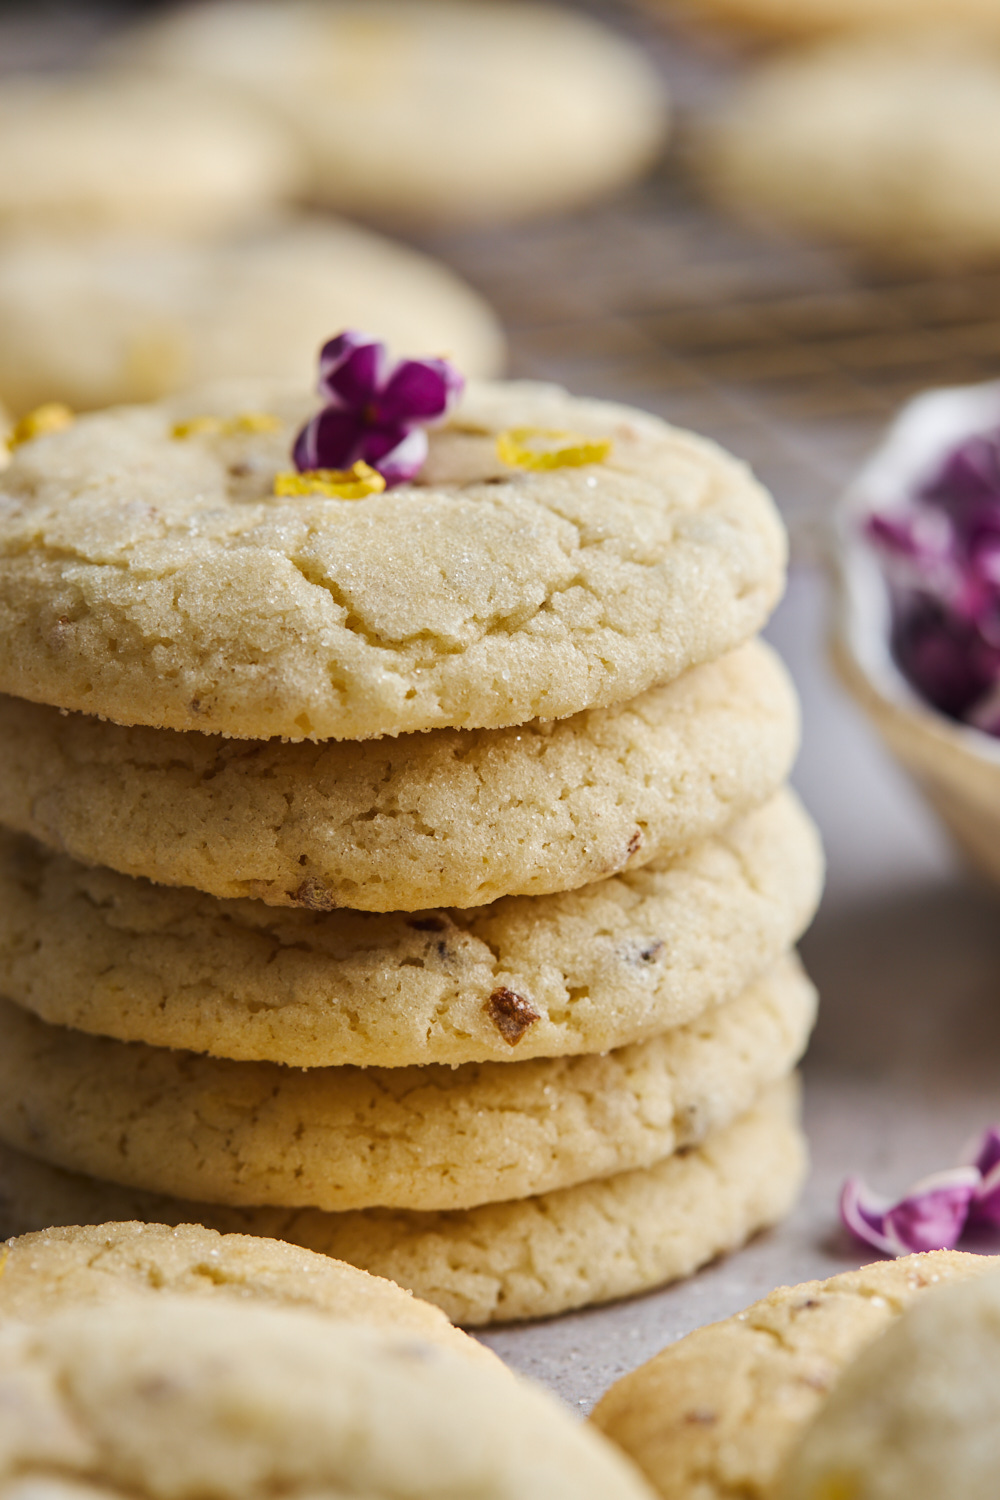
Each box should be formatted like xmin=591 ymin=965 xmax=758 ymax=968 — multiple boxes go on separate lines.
xmin=0 ymin=790 xmax=823 ymax=1065
xmin=0 ymin=957 xmax=814 ymax=1211
xmin=0 ymin=1079 xmax=806 ymax=1325
xmin=0 ymin=639 xmax=798 ymax=909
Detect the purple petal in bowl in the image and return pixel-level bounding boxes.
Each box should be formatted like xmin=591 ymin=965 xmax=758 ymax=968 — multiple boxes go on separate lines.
xmin=835 ymin=379 xmax=1000 ymax=887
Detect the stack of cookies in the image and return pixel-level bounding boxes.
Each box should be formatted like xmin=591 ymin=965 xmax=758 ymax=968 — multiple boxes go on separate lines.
xmin=0 ymin=372 xmax=822 ymax=1325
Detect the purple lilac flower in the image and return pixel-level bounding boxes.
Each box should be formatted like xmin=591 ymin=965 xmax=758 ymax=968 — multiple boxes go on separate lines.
xmin=840 ymin=1169 xmax=981 ymax=1256
xmin=866 ymin=426 xmax=1000 ymax=730
xmin=841 ymin=1126 xmax=1000 ymax=1256
xmin=292 ymin=331 xmax=464 ymax=488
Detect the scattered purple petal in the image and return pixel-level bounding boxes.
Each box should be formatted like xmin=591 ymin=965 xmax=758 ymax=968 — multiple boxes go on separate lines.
xmin=293 ymin=331 xmax=464 ymax=489
xmin=840 ymin=1126 xmax=1000 ymax=1255
xmin=841 ymin=1169 xmax=981 ymax=1256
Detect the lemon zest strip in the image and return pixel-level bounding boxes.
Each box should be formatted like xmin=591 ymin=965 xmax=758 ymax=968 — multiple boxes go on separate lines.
xmin=496 ymin=427 xmax=612 ymax=471
xmin=171 ymin=411 xmax=281 ymax=440
xmin=814 ymin=1475 xmax=861 ymax=1500
xmin=273 ymin=462 xmax=386 ymax=500
xmin=9 ymin=403 xmax=75 ymax=449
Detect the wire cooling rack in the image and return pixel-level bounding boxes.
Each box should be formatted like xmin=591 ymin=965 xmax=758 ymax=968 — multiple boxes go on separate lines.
xmin=431 ymin=177 xmax=1000 ymax=540
xmin=6 ymin=1 xmax=1000 ymax=542
xmin=420 ymin=3 xmax=1000 ymax=545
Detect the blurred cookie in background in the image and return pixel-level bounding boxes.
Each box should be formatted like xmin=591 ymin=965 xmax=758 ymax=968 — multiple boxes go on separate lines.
xmin=112 ymin=0 xmax=670 ymax=228
xmin=697 ymin=34 xmax=1000 ymax=269
xmin=0 ymin=69 xmax=299 ymax=234
xmin=0 ymin=218 xmax=504 ymax=415
xmin=651 ymin=0 xmax=1000 ymax=40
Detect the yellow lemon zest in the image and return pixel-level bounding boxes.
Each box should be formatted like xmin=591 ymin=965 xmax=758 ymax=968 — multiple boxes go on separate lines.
xmin=814 ymin=1473 xmax=860 ymax=1500
xmin=171 ymin=411 xmax=281 ymax=440
xmin=233 ymin=411 xmax=282 ymax=434
xmin=171 ymin=416 xmax=221 ymax=439
xmin=496 ymin=426 xmax=612 ymax=471
xmin=0 ymin=1245 xmax=8 ymax=1281
xmin=9 ymin=402 xmax=75 ymax=449
xmin=273 ymin=462 xmax=386 ymax=500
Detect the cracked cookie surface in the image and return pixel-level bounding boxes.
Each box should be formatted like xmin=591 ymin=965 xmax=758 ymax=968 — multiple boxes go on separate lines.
xmin=0 ymin=1221 xmax=493 ymax=1367
xmin=0 ymin=639 xmax=798 ymax=910
xmin=590 ymin=1249 xmax=1000 ymax=1500
xmin=0 ymin=790 xmax=822 ymax=1066
xmin=0 ymin=1295 xmax=654 ymax=1498
xmin=0 ymin=1079 xmax=805 ymax=1325
xmin=0 ymin=956 xmax=813 ymax=1211
xmin=0 ymin=379 xmax=786 ymax=740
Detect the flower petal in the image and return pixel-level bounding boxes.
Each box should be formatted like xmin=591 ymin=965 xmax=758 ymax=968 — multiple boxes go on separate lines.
xmin=965 ymin=1127 xmax=1000 ymax=1229
xmin=865 ymin=423 xmax=1000 ymax=736
xmin=317 ymin=331 xmax=385 ymax=409
xmin=841 ymin=1177 xmax=905 ymax=1256
xmin=889 ymin=591 xmax=999 ymax=721
xmin=969 ymin=1126 xmax=1000 ymax=1177
xmin=841 ymin=1168 xmax=981 ymax=1256
xmin=361 ymin=426 xmax=428 ymax=487
xmin=375 ymin=358 xmax=464 ymax=427
xmin=922 ymin=431 xmax=1000 ymax=512
xmin=292 ymin=407 xmax=364 ymax=472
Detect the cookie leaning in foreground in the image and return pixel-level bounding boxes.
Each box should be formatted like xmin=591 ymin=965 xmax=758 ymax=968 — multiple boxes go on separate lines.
xmin=0 ymin=378 xmax=786 ymax=740
xmin=776 ymin=1267 xmax=1000 ymax=1500
xmin=590 ymin=1250 xmax=1000 ymax=1499
xmin=0 ymin=1220 xmax=495 ymax=1369
xmin=0 ymin=1295 xmax=658 ymax=1500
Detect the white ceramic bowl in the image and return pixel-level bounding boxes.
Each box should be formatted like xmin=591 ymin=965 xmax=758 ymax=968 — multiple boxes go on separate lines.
xmin=835 ymin=379 xmax=1000 ymax=885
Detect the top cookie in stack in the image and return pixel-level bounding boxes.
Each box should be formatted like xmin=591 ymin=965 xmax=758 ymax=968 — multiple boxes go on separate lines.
xmin=0 ymin=341 xmax=820 ymax=1324
xmin=0 ymin=372 xmax=784 ymax=742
